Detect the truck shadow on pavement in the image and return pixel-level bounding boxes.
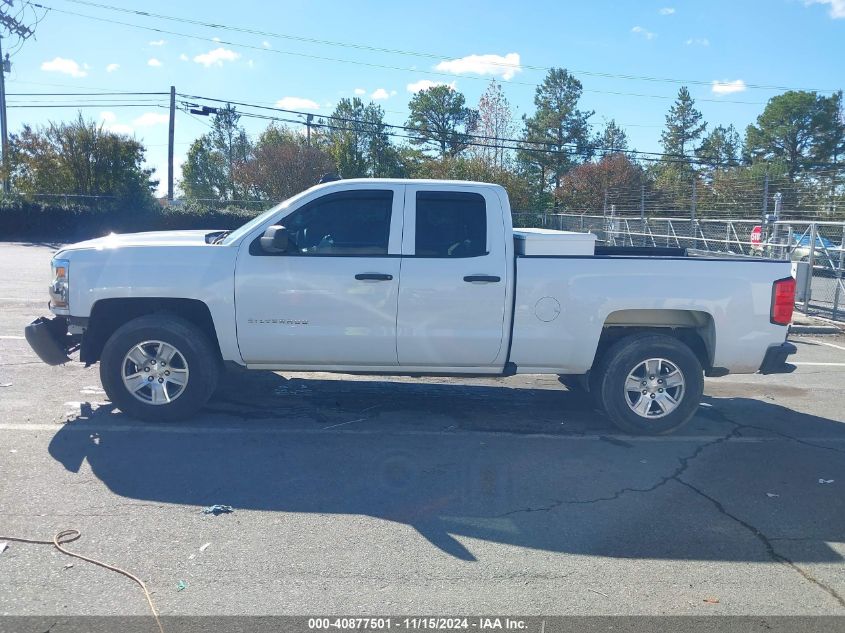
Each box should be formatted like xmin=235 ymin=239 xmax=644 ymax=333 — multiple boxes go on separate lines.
xmin=47 ymin=371 xmax=845 ymax=564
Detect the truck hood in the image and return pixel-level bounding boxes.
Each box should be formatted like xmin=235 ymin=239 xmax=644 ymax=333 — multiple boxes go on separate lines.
xmin=58 ymin=230 xmax=220 ymax=253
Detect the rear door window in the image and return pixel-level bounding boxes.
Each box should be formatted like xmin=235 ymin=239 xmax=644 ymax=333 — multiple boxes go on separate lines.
xmin=415 ymin=192 xmax=487 ymax=258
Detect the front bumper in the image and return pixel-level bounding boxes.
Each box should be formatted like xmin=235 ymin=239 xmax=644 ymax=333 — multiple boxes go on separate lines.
xmin=758 ymin=342 xmax=798 ymax=375
xmin=24 ymin=316 xmax=74 ymax=365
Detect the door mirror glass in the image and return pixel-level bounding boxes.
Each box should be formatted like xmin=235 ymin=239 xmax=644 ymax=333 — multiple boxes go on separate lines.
xmin=260 ymin=225 xmax=289 ymax=253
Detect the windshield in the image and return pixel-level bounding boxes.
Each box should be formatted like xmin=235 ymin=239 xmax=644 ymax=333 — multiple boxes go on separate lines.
xmin=221 ymin=187 xmax=314 ymax=246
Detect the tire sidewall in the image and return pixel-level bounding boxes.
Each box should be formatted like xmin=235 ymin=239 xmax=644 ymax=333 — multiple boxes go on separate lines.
xmin=100 ymin=316 xmax=218 ymax=421
xmin=599 ymin=335 xmax=703 ymax=435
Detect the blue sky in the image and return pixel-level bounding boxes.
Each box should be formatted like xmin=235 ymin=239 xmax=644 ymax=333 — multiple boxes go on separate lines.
xmin=5 ymin=0 xmax=844 ymax=196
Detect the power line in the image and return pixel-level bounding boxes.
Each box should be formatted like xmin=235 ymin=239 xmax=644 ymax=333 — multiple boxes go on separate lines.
xmin=180 ymin=92 xmax=845 ymax=169
xmin=7 ymin=91 xmax=169 ymax=96
xmin=6 ymin=102 xmax=168 ymax=107
xmin=32 ymin=1 xmax=770 ymax=106
xmin=57 ymin=0 xmax=839 ymax=94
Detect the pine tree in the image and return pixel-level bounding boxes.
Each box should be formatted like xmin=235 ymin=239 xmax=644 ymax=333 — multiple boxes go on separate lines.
xmin=660 ymin=87 xmax=707 ymax=161
xmin=519 ymin=68 xmax=593 ymax=199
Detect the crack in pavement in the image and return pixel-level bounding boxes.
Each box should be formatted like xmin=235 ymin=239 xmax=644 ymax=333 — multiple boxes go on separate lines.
xmin=700 ymin=402 xmax=845 ymax=456
xmin=497 ymin=423 xmax=745 ymax=516
xmin=738 ymin=422 xmax=845 ymax=456
xmin=498 ymin=403 xmax=845 ymax=609
xmin=675 ymin=476 xmax=845 ymax=609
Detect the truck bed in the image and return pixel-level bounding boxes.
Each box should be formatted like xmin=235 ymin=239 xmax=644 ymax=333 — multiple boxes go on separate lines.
xmin=509 ymin=253 xmax=792 ymax=375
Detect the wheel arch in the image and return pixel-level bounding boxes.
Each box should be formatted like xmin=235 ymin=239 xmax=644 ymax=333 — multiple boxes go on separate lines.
xmin=592 ymin=309 xmax=715 ymax=375
xmin=82 ymin=297 xmax=222 ymax=365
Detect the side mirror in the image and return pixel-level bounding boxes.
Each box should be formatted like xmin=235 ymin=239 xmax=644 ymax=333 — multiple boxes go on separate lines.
xmin=260 ymin=225 xmax=289 ymax=253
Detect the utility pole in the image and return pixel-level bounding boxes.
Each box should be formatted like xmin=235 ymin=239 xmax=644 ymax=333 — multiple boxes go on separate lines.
xmin=0 ymin=1 xmax=43 ymax=193
xmin=167 ymin=85 xmax=175 ymax=201
xmin=0 ymin=34 xmax=8 ymax=193
xmin=306 ymin=113 xmax=313 ymax=147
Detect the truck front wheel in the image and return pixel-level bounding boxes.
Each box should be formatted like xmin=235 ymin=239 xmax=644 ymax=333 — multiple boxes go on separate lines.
xmin=99 ymin=314 xmax=220 ymax=421
xmin=596 ymin=333 xmax=703 ymax=435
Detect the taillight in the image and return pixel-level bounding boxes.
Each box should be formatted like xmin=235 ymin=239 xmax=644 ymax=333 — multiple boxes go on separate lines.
xmin=770 ymin=277 xmax=796 ymax=326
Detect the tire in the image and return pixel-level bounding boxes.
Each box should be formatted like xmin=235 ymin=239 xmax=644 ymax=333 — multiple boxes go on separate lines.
xmin=99 ymin=314 xmax=220 ymax=422
xmin=595 ymin=333 xmax=703 ymax=435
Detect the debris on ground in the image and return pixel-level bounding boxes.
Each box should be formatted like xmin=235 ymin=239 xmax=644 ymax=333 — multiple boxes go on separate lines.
xmin=199 ymin=542 xmax=212 ymax=552
xmin=766 ymin=493 xmax=779 ymax=498
xmin=587 ymin=588 xmax=609 ymax=598
xmin=177 ymin=580 xmax=188 ymax=591
xmin=63 ymin=563 xmax=73 ymax=570
xmin=703 ymin=597 xmax=720 ymax=604
xmin=0 ymin=542 xmax=8 ymax=553
xmin=201 ymin=504 xmax=234 ymax=515
xmin=0 ymin=383 xmax=12 ymax=388
xmin=818 ymin=479 xmax=834 ymax=484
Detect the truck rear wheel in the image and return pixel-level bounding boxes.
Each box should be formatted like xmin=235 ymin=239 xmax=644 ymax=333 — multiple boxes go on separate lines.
xmin=596 ymin=333 xmax=703 ymax=435
xmin=99 ymin=314 xmax=219 ymax=421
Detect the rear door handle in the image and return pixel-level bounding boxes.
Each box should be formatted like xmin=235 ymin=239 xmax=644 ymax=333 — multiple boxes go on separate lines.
xmin=463 ymin=275 xmax=501 ymax=283
xmin=355 ymin=273 xmax=393 ymax=281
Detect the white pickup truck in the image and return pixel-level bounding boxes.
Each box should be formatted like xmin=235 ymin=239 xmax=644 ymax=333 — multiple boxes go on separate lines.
xmin=26 ymin=178 xmax=797 ymax=434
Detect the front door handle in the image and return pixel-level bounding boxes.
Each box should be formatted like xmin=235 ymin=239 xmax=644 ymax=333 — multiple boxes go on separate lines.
xmin=355 ymin=273 xmax=393 ymax=281
xmin=463 ymin=275 xmax=501 ymax=283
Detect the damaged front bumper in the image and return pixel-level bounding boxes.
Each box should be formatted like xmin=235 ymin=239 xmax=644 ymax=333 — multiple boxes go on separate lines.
xmin=24 ymin=316 xmax=77 ymax=365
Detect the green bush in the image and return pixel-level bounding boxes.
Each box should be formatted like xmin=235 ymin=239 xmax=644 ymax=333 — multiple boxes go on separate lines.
xmin=0 ymin=199 xmax=264 ymax=242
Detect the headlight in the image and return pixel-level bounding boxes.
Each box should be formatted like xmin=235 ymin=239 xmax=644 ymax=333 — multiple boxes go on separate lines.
xmin=50 ymin=259 xmax=70 ymax=310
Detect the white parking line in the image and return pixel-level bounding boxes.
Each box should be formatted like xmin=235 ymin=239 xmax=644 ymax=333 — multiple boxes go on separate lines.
xmin=0 ymin=335 xmax=25 ymax=340
xmin=1 ymin=422 xmax=844 ymax=443
xmin=793 ymin=362 xmax=845 ymax=366
xmin=806 ymin=339 xmax=845 ymax=352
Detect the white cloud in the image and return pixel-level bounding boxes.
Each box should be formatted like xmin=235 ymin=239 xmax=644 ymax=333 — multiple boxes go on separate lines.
xmin=390 ymin=90 xmax=397 ymax=96
xmin=149 ymin=39 xmax=166 ymax=46
xmin=212 ymin=36 xmax=222 ymax=42
xmin=262 ymin=41 xmax=271 ymax=48
xmin=406 ymin=79 xmax=457 ymax=93
xmin=685 ymin=37 xmax=710 ymax=46
xmin=353 ymin=87 xmax=366 ymax=95
xmin=248 ymin=59 xmax=255 ymax=68
xmin=104 ymin=121 xmax=134 ymax=135
xmin=40 ymin=57 xmax=87 ymax=78
xmin=805 ymin=0 xmax=845 ymax=18
xmin=658 ymin=7 xmax=675 ymax=14
xmin=179 ymin=53 xmax=189 ymax=61
xmin=434 ymin=52 xmax=521 ymax=80
xmin=275 ymin=96 xmax=320 ymax=110
xmin=711 ymin=79 xmax=747 ymax=94
xmin=370 ymin=88 xmax=390 ymax=100
xmin=147 ymin=58 xmax=162 ymax=67
xmin=105 ymin=63 xmax=119 ymax=73
xmin=193 ymin=47 xmax=240 ymax=67
xmin=631 ymin=26 xmax=656 ymax=39
xmin=99 ymin=111 xmax=134 ymax=134
xmin=133 ymin=112 xmax=169 ymax=126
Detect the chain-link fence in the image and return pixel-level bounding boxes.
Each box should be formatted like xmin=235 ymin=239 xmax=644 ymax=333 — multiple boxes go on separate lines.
xmin=512 ymin=211 xmax=845 ymax=322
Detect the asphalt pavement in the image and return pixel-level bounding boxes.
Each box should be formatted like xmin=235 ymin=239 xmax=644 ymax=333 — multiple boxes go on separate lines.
xmin=1 ymin=242 xmax=844 ymax=620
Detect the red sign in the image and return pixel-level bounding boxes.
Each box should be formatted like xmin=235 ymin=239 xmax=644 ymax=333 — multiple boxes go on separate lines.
xmin=750 ymin=225 xmax=762 ymax=246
